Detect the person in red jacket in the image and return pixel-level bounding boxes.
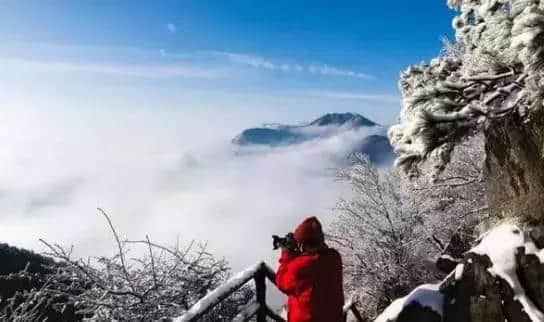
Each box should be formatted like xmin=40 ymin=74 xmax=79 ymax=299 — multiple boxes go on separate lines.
xmin=275 ymin=216 xmax=344 ymax=322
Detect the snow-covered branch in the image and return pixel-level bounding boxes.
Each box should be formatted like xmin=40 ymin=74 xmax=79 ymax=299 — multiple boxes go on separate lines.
xmin=18 ymin=210 xmax=254 ymax=321
xmin=390 ymin=0 xmax=544 ymax=176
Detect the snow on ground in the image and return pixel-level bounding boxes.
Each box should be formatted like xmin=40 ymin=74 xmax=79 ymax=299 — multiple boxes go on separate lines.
xmin=374 ymin=284 xmax=444 ymax=322
xmin=471 ymin=223 xmax=544 ymax=322
xmin=454 ymin=263 xmax=464 ymax=281
xmin=375 ymin=223 xmax=544 ymax=322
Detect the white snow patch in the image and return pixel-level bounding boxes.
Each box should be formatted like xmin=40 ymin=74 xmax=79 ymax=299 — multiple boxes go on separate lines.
xmin=471 ymin=223 xmax=544 ymax=322
xmin=439 ymin=254 xmax=456 ymax=262
xmin=374 ymin=284 xmax=444 ymax=322
xmin=375 ymin=298 xmax=404 ymax=322
xmin=455 ymin=264 xmax=464 ymax=281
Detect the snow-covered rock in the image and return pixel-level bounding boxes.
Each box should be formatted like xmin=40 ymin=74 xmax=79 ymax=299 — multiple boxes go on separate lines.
xmin=375 ymin=284 xmax=443 ymax=322
xmin=375 ymin=223 xmax=544 ymax=322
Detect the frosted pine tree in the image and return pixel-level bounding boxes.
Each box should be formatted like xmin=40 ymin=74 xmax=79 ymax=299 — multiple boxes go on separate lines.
xmin=389 ymin=0 xmax=544 ymax=224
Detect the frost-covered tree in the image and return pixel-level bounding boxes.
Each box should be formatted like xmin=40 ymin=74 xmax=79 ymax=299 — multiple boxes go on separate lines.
xmin=389 ymin=0 xmax=544 ymax=223
xmin=409 ymin=135 xmax=488 ymax=258
xmin=330 ymin=155 xmax=430 ymax=320
xmin=331 ymin=146 xmax=486 ymax=320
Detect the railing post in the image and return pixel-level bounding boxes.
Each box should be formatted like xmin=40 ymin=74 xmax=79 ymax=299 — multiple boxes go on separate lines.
xmin=254 ymin=264 xmax=267 ymax=322
xmin=350 ymin=305 xmax=364 ymax=322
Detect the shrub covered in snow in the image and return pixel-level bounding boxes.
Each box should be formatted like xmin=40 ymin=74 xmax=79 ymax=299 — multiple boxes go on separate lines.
xmin=1 ymin=209 xmax=253 ymax=321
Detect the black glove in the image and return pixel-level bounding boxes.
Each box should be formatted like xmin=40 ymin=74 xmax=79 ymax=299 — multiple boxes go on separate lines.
xmin=272 ymin=232 xmax=298 ymax=252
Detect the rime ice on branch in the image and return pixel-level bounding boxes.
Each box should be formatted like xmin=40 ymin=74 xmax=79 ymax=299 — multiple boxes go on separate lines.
xmin=389 ymin=0 xmax=544 ymax=177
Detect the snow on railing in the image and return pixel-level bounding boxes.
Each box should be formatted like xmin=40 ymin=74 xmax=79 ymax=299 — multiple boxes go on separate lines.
xmin=173 ymin=260 xmax=362 ymax=322
xmin=173 ymin=261 xmax=267 ymax=322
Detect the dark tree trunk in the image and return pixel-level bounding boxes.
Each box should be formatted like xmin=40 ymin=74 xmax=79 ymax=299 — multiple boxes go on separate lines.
xmin=484 ymin=112 xmax=544 ymax=227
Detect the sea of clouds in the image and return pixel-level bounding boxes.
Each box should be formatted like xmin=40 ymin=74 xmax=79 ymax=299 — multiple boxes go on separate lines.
xmin=0 ymin=105 xmax=383 ymax=281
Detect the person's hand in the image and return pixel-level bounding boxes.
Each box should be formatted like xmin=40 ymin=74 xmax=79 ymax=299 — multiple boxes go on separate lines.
xmin=272 ymin=233 xmax=299 ymax=252
xmin=283 ymin=233 xmax=298 ymax=252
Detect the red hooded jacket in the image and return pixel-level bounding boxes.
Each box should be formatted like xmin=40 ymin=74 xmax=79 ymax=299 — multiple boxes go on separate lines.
xmin=275 ymin=217 xmax=344 ymax=322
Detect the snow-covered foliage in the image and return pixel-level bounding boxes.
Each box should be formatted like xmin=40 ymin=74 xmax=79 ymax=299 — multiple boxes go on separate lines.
xmin=331 ymin=145 xmax=486 ymax=320
xmin=331 ymin=155 xmax=440 ymax=319
xmin=409 ymin=136 xmax=487 ymax=255
xmin=11 ymin=209 xmax=253 ymax=321
xmin=0 ymin=271 xmax=53 ymax=321
xmin=231 ymin=301 xmax=260 ymax=322
xmin=390 ymin=0 xmax=544 ymax=175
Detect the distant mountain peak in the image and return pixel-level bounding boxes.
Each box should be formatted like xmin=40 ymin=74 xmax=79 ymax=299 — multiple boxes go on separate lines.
xmin=309 ymin=112 xmax=376 ymax=127
xmin=231 ymin=112 xmax=393 ymax=165
xmin=232 ymin=127 xmax=303 ymax=146
xmin=233 ymin=112 xmax=380 ymax=146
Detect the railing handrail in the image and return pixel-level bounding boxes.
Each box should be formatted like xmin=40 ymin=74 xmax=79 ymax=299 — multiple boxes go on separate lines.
xmin=173 ymin=260 xmax=362 ymax=322
xmin=173 ymin=261 xmax=271 ymax=321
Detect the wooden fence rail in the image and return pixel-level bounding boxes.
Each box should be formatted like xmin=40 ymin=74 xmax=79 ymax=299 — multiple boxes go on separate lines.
xmin=172 ymin=261 xmax=362 ymax=322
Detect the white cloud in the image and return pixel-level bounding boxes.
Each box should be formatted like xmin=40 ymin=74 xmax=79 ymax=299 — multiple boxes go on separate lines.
xmin=167 ymin=23 xmax=177 ymax=33
xmin=207 ymin=51 xmax=375 ymax=79
xmin=308 ymin=90 xmax=401 ymax=104
xmin=214 ymin=52 xmax=278 ymax=70
xmin=0 ymin=57 xmax=224 ymax=78
xmin=1 ymin=43 xmax=374 ymax=82
xmin=308 ymin=65 xmax=374 ymax=79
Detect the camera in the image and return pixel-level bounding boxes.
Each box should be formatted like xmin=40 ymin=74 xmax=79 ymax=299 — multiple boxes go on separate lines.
xmin=272 ymin=232 xmax=298 ymax=252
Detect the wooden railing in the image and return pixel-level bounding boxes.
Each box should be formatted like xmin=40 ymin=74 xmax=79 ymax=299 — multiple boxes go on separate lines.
xmin=172 ymin=261 xmax=363 ymax=322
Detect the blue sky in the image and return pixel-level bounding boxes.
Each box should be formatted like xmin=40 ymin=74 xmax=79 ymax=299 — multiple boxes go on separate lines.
xmin=0 ymin=1 xmax=455 ymax=125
